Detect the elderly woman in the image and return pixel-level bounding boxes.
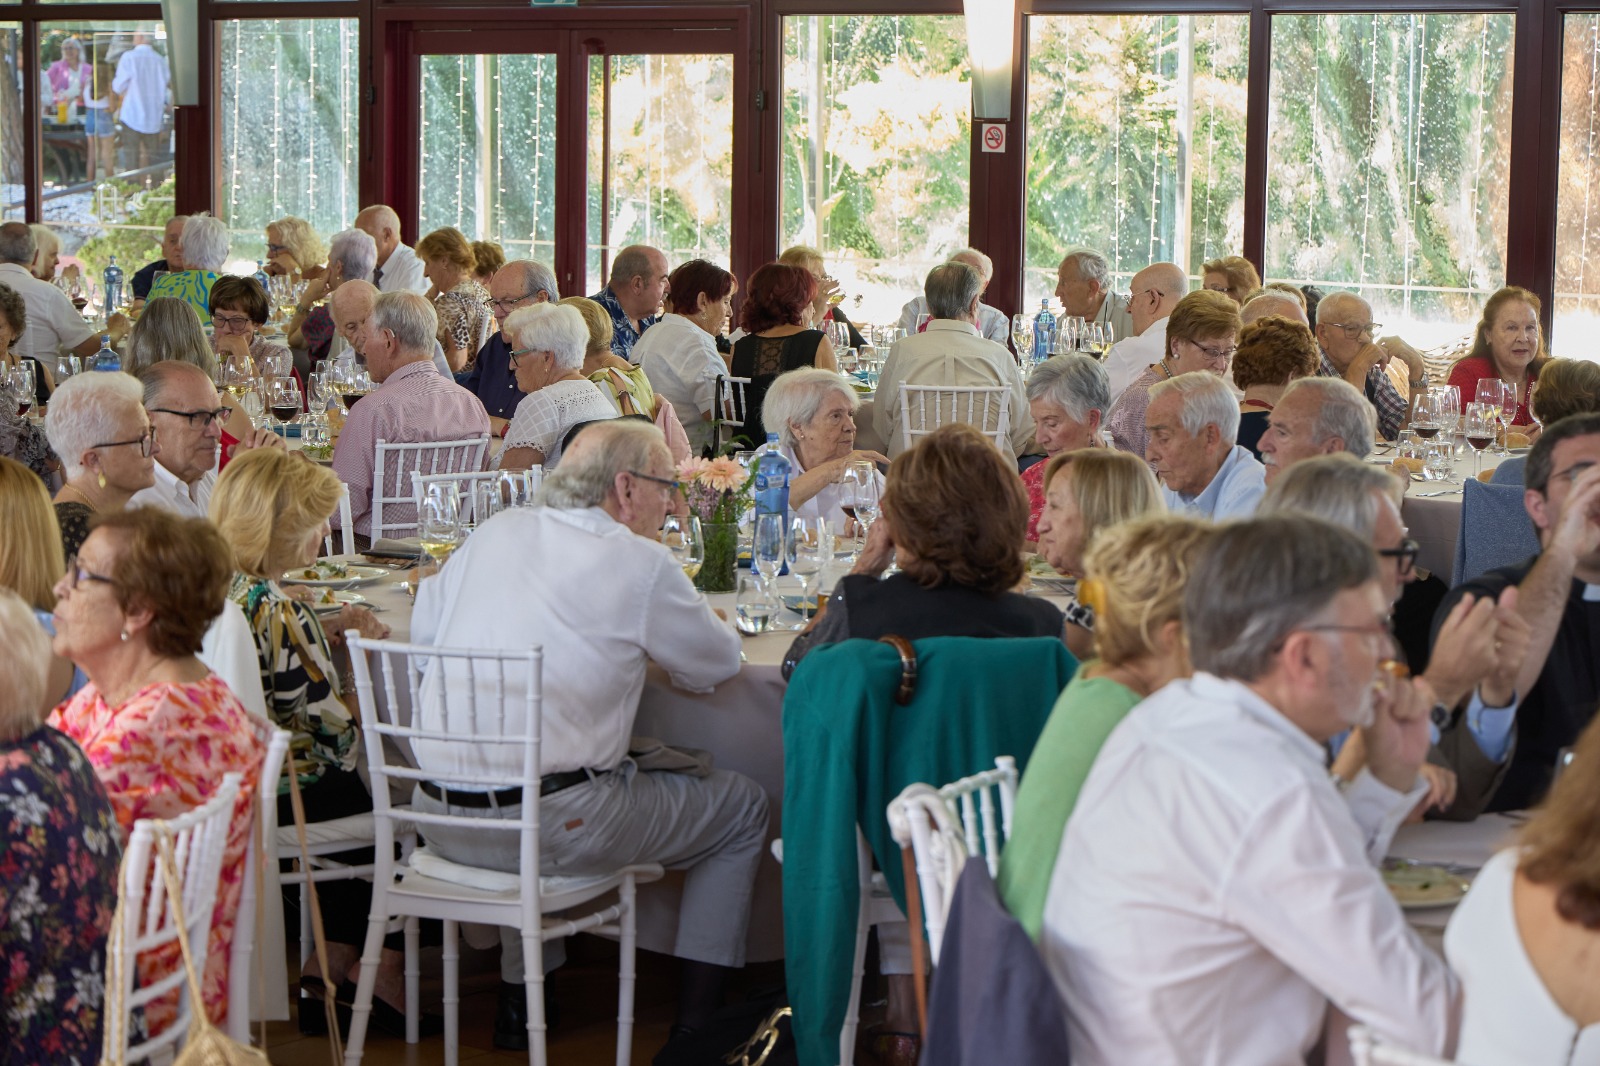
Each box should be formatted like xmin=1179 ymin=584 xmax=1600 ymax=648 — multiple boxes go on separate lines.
xmin=288 ymin=227 xmax=377 ymax=366
xmin=1448 ymin=286 xmax=1550 ymax=429
xmin=48 ymin=508 xmax=266 ymax=1033
xmin=1000 ymin=515 xmax=1211 ymax=940
xmin=730 ymin=262 xmax=837 ymax=445
xmin=1492 ymin=359 xmax=1600 ymax=486
xmin=498 ymin=302 xmax=620 ymax=472
xmin=148 ymin=214 xmax=229 ymax=324
xmin=417 ymin=227 xmax=494 ymax=373
xmin=777 ymin=244 xmax=864 ymax=348
xmin=1105 ymin=288 xmax=1240 ymax=458
xmin=566 ymin=295 xmax=656 ymax=412
xmin=209 ymin=274 xmax=293 ymax=371
xmin=1233 ymin=314 xmax=1319 ymax=457
xmin=28 ymin=223 xmax=61 ymax=280
xmin=1033 ymin=448 xmax=1165 ymax=658
xmin=1 ymin=284 xmax=58 ymax=482
xmin=123 ymin=295 xmax=217 ymax=376
xmin=0 ymin=456 xmax=81 ymax=708
xmin=1022 ymin=354 xmax=1111 ymax=542
xmin=637 ymin=259 xmax=737 ymax=456
xmin=472 ymin=240 xmax=506 ymax=289
xmin=45 ymin=371 xmax=158 ymax=558
xmin=263 ymin=215 xmax=328 ymax=281
xmin=1201 ymin=255 xmax=1261 ymax=306
xmin=0 ymin=586 xmax=121 ymax=1065
xmin=759 ymin=367 xmax=886 ymax=526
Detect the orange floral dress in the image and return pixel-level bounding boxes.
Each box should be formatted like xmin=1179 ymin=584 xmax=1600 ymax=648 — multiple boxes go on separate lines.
xmin=49 ymin=675 xmax=265 ymax=1034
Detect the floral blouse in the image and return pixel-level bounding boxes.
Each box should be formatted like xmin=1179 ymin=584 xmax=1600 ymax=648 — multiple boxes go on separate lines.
xmin=434 ymin=279 xmax=494 ymax=371
xmin=0 ymin=726 xmax=121 ymax=1065
xmin=0 ymin=407 xmax=57 ymax=485
xmin=49 ymin=675 xmax=265 ymax=1034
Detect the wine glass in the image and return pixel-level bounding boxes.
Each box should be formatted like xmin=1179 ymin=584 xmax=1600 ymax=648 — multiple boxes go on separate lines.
xmin=418 ymin=484 xmax=463 ymax=569
xmin=752 ymin=512 xmax=786 ymax=587
xmin=734 ymin=571 xmax=777 ymax=635
xmin=1086 ymin=322 xmax=1106 ymax=356
xmin=1011 ymin=314 xmax=1032 ymax=362
xmin=838 ymin=461 xmax=880 ymax=557
xmin=661 ymin=514 xmax=706 ymax=583
xmin=786 ymin=516 xmax=828 ymax=618
xmin=1409 ymin=390 xmax=1443 ymax=443
xmin=9 ymin=361 xmax=36 ymax=419
xmin=916 ymin=313 xmax=932 ymax=333
xmin=1475 ymin=379 xmax=1510 ymax=454
xmin=469 ymin=480 xmax=501 ymax=532
xmin=1464 ymin=403 xmax=1498 ymax=477
xmin=268 ymin=377 xmax=302 ymax=430
xmin=1101 ymin=321 xmax=1115 ymax=349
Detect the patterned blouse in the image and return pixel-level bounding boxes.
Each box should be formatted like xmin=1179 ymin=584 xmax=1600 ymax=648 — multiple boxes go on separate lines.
xmin=499 ymin=378 xmax=620 ymax=469
xmin=147 ymin=269 xmax=219 ymax=326
xmin=54 ymin=501 xmax=93 ymax=560
xmin=49 ymin=675 xmax=265 ymax=1034
xmin=301 ymin=305 xmax=335 ymax=366
xmin=434 ymin=279 xmax=494 ymax=371
xmin=1022 ymin=459 xmax=1049 ymax=542
xmin=0 ymin=407 xmax=57 ymax=485
xmin=589 ymin=363 xmax=658 ymax=417
xmin=0 ymin=725 xmax=121 ymax=1066
xmin=230 ymin=574 xmax=357 ymax=790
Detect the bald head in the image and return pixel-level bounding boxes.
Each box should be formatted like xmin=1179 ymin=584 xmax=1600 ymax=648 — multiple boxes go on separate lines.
xmin=353 ymin=205 xmax=403 ymax=266
xmin=1241 ymin=290 xmax=1309 ymax=327
xmin=331 ymin=279 xmax=380 ymax=354
xmin=948 ymin=248 xmax=994 ymax=288
xmin=1129 ymin=263 xmax=1186 ymax=336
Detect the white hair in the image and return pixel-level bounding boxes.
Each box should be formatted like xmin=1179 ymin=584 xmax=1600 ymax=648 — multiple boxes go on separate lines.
xmin=762 ymin=367 xmax=860 ymax=449
xmin=1282 ymin=377 xmax=1376 ymax=459
xmin=1259 ymin=453 xmax=1401 ymax=539
xmin=369 ymin=291 xmax=437 ymax=354
xmin=949 ymin=247 xmax=994 ymax=282
xmin=1241 ymin=290 xmax=1308 ymax=327
xmin=28 ymin=225 xmax=60 ymax=272
xmin=503 ymin=303 xmax=589 ymax=372
xmin=1061 ymin=248 xmax=1110 ymax=291
xmin=535 ymin=420 xmax=667 ymax=509
xmin=0 ymin=589 xmax=48 ymax=741
xmin=1149 ymin=371 xmax=1240 ymax=444
xmin=327 ymin=228 xmax=377 ymax=283
xmin=1027 ymin=354 xmax=1110 ymax=424
xmin=45 ymin=370 xmax=147 ymax=479
xmin=179 ymin=213 xmax=229 ymax=271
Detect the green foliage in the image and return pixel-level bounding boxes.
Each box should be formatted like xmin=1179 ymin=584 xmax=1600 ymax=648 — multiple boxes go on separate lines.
xmin=74 ymin=175 xmax=174 ymax=284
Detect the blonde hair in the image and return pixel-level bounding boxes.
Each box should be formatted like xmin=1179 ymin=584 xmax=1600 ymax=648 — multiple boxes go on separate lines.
xmin=1201 ymin=255 xmax=1262 ymax=304
xmin=559 ymin=296 xmax=615 ymax=358
xmin=1041 ymin=449 xmax=1164 ymax=543
xmin=415 ymin=227 xmax=476 ymax=273
xmin=124 ymin=296 xmax=216 ymax=376
xmin=0 ymin=588 xmax=49 ymax=741
xmin=1082 ymin=515 xmax=1213 ymax=667
xmin=267 ymin=216 xmax=328 ymax=271
xmin=777 ymin=245 xmax=824 ymax=275
xmin=209 ymin=448 xmax=343 ymax=578
xmin=0 ymin=456 xmax=65 ymax=610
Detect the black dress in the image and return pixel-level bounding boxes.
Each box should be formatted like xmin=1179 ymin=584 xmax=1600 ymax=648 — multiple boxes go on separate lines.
xmin=729 ymin=329 xmax=826 ymax=447
xmin=1237 ymin=408 xmax=1271 ymax=459
xmin=55 ymin=501 xmax=94 ymax=559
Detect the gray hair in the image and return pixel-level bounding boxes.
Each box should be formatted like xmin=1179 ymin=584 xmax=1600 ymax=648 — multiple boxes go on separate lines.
xmin=519 ymin=260 xmax=560 ymax=302
xmin=948 ymin=248 xmax=994 ymax=282
xmin=1149 ymin=371 xmax=1240 ymax=444
xmin=1241 ymin=290 xmax=1308 ymax=327
xmin=0 ymin=283 xmax=26 ymax=336
xmin=124 ymin=297 xmax=216 ymax=377
xmin=136 ymin=359 xmax=214 ymax=409
xmin=0 ymin=222 xmax=36 ymax=266
xmin=0 ymin=589 xmax=49 ymax=742
xmin=925 ymin=262 xmax=983 ymax=321
xmin=1061 ymin=248 xmax=1110 ymax=291
xmin=763 ymin=367 xmax=860 ymax=449
xmin=1027 ymin=354 xmax=1110 ymax=424
xmin=327 ymin=227 xmax=377 ymax=283
xmin=1281 ymin=377 xmax=1376 ymax=460
xmin=503 ymin=303 xmax=589 ymax=372
xmin=45 ymin=370 xmax=147 ymax=479
xmin=370 ymin=291 xmax=437 ymax=354
xmin=29 ymin=224 xmax=60 ymax=268
xmin=1184 ymin=514 xmax=1380 ymax=682
xmin=535 ymin=419 xmax=668 ymax=509
xmin=179 ymin=213 xmax=229 ymax=271
xmin=1258 ymin=453 xmax=1402 ymax=540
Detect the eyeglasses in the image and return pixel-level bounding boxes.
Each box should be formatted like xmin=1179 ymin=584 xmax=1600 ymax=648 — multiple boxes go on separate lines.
xmin=150 ymin=406 xmax=230 ymax=429
xmin=508 ymin=347 xmax=552 ymax=370
xmin=1131 ymin=287 xmax=1164 ymax=302
xmin=492 ymin=294 xmax=537 ymax=312
xmin=63 ymin=554 xmax=118 ymax=592
xmin=1186 ymin=340 xmax=1238 ymax=363
xmin=92 ymin=426 xmax=157 ymax=457
xmin=1290 ymin=622 xmax=1394 ymax=655
xmin=1377 ymin=537 xmax=1421 ymax=576
xmin=212 ymin=313 xmax=256 ymax=331
xmin=266 ymin=242 xmax=288 ymax=255
xmin=1324 ymin=320 xmax=1383 ymax=339
xmin=627 ymin=469 xmax=682 ymax=495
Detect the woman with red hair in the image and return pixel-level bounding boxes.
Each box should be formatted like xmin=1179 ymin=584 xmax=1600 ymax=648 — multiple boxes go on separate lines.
xmin=729 ymin=263 xmax=838 ymax=446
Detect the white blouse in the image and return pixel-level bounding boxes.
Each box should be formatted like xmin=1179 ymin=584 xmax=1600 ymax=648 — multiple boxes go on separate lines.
xmin=499 ymin=378 xmax=619 ymax=469
xmin=637 ymin=313 xmax=725 ymax=455
xmin=755 ymin=441 xmax=885 ymax=531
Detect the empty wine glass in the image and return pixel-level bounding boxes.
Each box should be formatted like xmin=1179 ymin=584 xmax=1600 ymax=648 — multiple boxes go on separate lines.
xmin=1011 ymin=314 xmax=1032 ymax=362
xmin=1475 ymin=379 xmax=1511 ymax=455
xmin=661 ymin=513 xmax=706 ymax=583
xmin=418 ymin=484 xmax=463 ymax=569
xmin=752 ymin=512 xmax=786 ymax=586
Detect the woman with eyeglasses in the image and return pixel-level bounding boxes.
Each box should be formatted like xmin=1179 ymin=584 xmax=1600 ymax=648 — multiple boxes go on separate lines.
xmin=497 ymin=303 xmax=620 ymax=473
xmin=1448 ymin=286 xmax=1551 ymax=431
xmin=43 ymin=371 xmax=158 ymax=558
xmin=263 ymin=216 xmax=328 ymax=283
xmin=1104 ymin=289 xmax=1241 ymax=459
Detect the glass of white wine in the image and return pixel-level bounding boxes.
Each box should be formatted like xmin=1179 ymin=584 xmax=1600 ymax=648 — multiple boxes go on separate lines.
xmin=418 ymin=484 xmax=463 ymax=570
xmin=786 ymin=515 xmax=828 ymax=619
xmin=660 ymin=513 xmax=705 ymax=582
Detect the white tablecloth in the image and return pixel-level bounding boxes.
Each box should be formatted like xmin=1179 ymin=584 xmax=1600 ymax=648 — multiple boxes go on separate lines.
xmin=1386 ymin=812 xmax=1523 ymax=941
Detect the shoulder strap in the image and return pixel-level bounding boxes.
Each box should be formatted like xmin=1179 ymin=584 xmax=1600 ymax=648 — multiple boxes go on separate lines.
xmin=606 ymin=368 xmax=641 ymax=416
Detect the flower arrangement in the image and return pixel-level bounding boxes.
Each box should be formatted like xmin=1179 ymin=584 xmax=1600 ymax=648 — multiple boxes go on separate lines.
xmin=679 ymin=456 xmax=754 ymax=592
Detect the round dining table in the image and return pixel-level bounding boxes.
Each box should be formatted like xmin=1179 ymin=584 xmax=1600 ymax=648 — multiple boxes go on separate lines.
xmin=1377 ymin=443 xmax=1530 ymax=580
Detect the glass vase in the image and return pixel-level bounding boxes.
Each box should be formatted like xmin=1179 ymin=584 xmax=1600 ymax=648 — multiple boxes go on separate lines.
xmin=696 ymin=520 xmax=739 ymax=593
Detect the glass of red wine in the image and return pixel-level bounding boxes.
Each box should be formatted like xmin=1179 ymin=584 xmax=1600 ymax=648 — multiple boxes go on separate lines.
xmin=1464 ymin=403 xmax=1498 ymax=477
xmin=268 ymin=377 xmax=302 ymax=432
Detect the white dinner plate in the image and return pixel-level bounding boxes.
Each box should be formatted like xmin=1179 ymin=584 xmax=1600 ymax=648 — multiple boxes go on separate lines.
xmin=311 ymin=591 xmax=367 ymax=614
xmin=1382 ymin=860 xmax=1471 ymax=909
xmin=282 ymin=563 xmax=389 ymax=588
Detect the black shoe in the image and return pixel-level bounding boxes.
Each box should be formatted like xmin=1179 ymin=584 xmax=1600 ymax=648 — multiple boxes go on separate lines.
xmin=494 ymin=981 xmax=559 ymax=1051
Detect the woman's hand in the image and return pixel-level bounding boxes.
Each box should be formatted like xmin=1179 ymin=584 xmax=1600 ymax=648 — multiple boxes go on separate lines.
xmin=216 ymin=331 xmax=253 ymax=363
xmin=298 ymin=274 xmax=331 ymax=310
xmin=329 ymin=605 xmax=389 ymax=642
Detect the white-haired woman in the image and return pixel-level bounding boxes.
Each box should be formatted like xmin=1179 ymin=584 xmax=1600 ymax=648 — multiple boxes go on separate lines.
xmin=148 ymin=213 xmax=229 ymax=324
xmin=1022 ymin=354 xmax=1111 ymax=543
xmin=498 ymin=303 xmax=620 ymax=472
xmin=28 ymin=223 xmax=61 ymax=281
xmin=288 ymin=227 xmax=376 ymax=364
xmin=44 ymin=371 xmax=159 ymax=558
xmin=263 ymin=215 xmax=327 ymax=282
xmin=760 ymin=367 xmax=887 ymax=525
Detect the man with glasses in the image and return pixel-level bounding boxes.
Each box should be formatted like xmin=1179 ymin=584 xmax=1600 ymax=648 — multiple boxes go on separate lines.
xmin=1042 ymin=514 xmax=1455 ymax=1065
xmin=1432 ymin=412 xmax=1600 ymax=814
xmin=1100 ymin=261 xmax=1185 ymax=402
xmin=462 ymin=261 xmax=560 ymax=428
xmin=1313 ymin=291 xmax=1428 ymax=442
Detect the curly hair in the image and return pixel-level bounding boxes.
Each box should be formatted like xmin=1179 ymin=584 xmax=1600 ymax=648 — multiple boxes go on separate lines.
xmin=1532 ymin=358 xmax=1600 ymax=425
xmin=1201 ymin=255 xmax=1261 ymax=305
xmin=1232 ymin=314 xmax=1319 ymax=390
xmin=415 ymin=227 xmax=476 ymax=273
xmin=884 ymin=423 xmax=1028 ymax=594
xmin=738 ymin=263 xmax=815 ymax=334
xmin=0 ymin=282 xmax=26 ymax=338
xmin=89 ymin=507 xmax=233 ymax=659
xmin=1083 ymin=515 xmax=1212 ymax=668
xmin=1520 ymin=713 xmax=1600 ymax=929
xmin=471 ymin=241 xmax=506 ymax=281
xmin=266 ymin=216 xmax=327 ymax=271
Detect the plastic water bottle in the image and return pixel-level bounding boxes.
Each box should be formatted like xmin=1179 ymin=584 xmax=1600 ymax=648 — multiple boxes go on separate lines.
xmin=1032 ymin=298 xmax=1055 ymax=364
xmin=90 ymin=334 xmax=120 ymax=372
xmin=253 ymin=259 xmax=272 ymax=293
xmin=102 ymin=255 xmax=124 ymax=314
xmin=754 ymin=433 xmax=791 ymax=524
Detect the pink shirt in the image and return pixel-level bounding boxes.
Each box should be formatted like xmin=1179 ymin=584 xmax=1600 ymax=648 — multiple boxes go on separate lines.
xmin=332 ymin=359 xmax=491 ymax=535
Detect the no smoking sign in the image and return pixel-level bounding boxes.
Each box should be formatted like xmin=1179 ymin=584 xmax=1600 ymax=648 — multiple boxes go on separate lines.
xmin=981 ymin=122 xmax=1007 ymax=153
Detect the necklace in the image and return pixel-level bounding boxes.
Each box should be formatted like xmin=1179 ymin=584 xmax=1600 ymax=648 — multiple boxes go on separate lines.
xmin=1156 ymin=359 xmax=1175 ymax=380
xmin=58 ymin=481 xmax=101 ymax=510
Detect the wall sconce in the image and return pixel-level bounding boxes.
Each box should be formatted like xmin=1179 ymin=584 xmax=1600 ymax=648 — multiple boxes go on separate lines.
xmin=965 ymin=0 xmax=1017 ymax=122
xmin=159 ymin=0 xmax=200 ymax=107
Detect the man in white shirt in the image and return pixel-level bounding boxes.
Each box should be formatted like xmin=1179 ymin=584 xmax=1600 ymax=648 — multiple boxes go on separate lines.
xmin=111 ymin=32 xmax=170 ymax=169
xmin=1042 ymin=514 xmax=1457 ymax=1065
xmin=874 ymin=262 xmax=1034 ymax=458
xmin=1146 ymin=371 xmax=1266 ymax=520
xmin=1055 ymin=248 xmax=1134 ymax=342
xmin=0 ymin=223 xmax=102 ymax=365
xmin=1100 ymin=261 xmax=1184 ymax=402
xmin=353 ymin=204 xmax=430 ymax=295
xmin=897 ymin=248 xmax=1010 ymax=345
xmin=412 ymin=418 xmax=767 ymax=1049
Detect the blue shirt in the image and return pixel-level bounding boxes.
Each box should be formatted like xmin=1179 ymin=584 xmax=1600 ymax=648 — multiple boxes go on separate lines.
xmin=1161 ymin=444 xmax=1267 ymax=521
xmin=461 ymin=332 xmax=524 ymax=421
xmin=589 ymin=286 xmax=658 ymax=363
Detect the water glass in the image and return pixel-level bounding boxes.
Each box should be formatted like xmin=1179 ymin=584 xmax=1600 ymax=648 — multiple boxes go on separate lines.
xmin=786 ymin=516 xmax=828 ymax=616
xmin=734 ymin=571 xmax=778 ymax=635
xmin=1423 ymin=441 xmax=1454 ymax=482
xmin=661 ymin=513 xmax=706 ymax=583
xmin=471 ymin=480 xmax=502 ymax=530
xmin=752 ymin=512 xmax=786 ymax=585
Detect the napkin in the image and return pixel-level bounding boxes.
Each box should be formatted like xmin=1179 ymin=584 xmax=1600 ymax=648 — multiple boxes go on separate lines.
xmin=367 ymin=537 xmax=423 ymax=559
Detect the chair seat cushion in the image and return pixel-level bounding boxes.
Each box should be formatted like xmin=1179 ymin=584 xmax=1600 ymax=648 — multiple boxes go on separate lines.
xmin=404 ymin=845 xmax=663 ymax=908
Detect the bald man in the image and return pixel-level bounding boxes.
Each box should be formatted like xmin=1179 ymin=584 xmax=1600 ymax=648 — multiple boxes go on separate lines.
xmin=1313 ymin=291 xmax=1427 ymax=442
xmin=1101 ymin=262 xmax=1186 ymax=402
xmin=353 ymin=205 xmax=430 ymax=295
xmin=1240 ymin=289 xmax=1309 ymax=327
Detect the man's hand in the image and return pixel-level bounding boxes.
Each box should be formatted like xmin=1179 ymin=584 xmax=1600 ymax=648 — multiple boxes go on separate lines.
xmin=1547 ymin=464 xmax=1600 ymax=562
xmin=236 ymin=427 xmax=287 ymax=452
xmin=1361 ymin=675 xmax=1436 ymax=794
xmin=1421 ymin=593 xmax=1497 ymax=709
xmin=1481 ymin=585 xmax=1531 ymax=707
xmin=1378 ymin=335 xmax=1426 ymax=383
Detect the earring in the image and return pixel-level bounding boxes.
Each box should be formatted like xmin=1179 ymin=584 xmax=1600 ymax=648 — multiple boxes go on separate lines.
xmin=120 ymin=630 xmax=129 ymax=642
xmin=98 ymin=472 xmax=107 ymax=489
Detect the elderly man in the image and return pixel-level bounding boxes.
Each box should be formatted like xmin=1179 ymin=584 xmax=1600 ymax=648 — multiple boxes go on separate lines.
xmin=1054 ymin=249 xmax=1134 ymax=341
xmin=412 ymin=418 xmax=767 ymax=1049
xmin=0 ymin=223 xmax=104 ymax=367
xmin=1432 ymin=412 xmax=1600 ymax=815
xmin=1241 ymin=287 xmax=1309 ymax=327
xmin=1100 ymin=261 xmax=1185 ymax=402
xmin=1314 ymin=291 xmax=1427 ymax=442
xmin=329 ymin=279 xmax=453 ymax=380
xmin=131 ymin=215 xmax=187 ymax=305
xmin=874 ymin=262 xmax=1034 ymax=458
xmin=288 ymin=227 xmax=378 ymax=369
xmin=1259 ymin=377 xmax=1377 ymax=483
xmin=463 ymin=260 xmax=559 ymax=427
xmin=352 ymin=205 xmax=429 ymax=295
xmin=590 ymin=245 xmax=669 ymax=362
xmin=331 ymin=292 xmax=490 ymax=542
xmin=1043 ymin=514 xmax=1455 ymax=1065
xmin=897 ymin=247 xmax=1010 ymax=344
xmin=1145 ymin=371 xmax=1265 ymax=520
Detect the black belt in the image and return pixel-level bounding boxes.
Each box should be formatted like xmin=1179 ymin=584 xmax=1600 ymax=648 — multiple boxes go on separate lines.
xmin=419 ymin=768 xmax=601 ymax=808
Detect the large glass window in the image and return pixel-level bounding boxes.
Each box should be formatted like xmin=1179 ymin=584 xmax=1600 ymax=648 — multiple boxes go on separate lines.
xmin=1 ymin=24 xmax=21 ymax=220
xmin=1025 ymin=15 xmax=1250 ymax=313
xmin=220 ymin=19 xmax=360 ymax=270
xmin=420 ymin=51 xmax=557 ymax=270
xmin=1265 ymin=13 xmax=1514 ymax=349
xmin=781 ymin=15 xmax=969 ymax=325
xmin=1554 ymin=14 xmax=1600 ymax=356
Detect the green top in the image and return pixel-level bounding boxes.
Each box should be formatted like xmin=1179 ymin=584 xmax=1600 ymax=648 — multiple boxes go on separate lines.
xmin=589 ymin=363 xmax=657 ymax=417
xmin=148 ymin=269 xmax=219 ymax=325
xmin=998 ymin=667 xmax=1142 ymax=941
